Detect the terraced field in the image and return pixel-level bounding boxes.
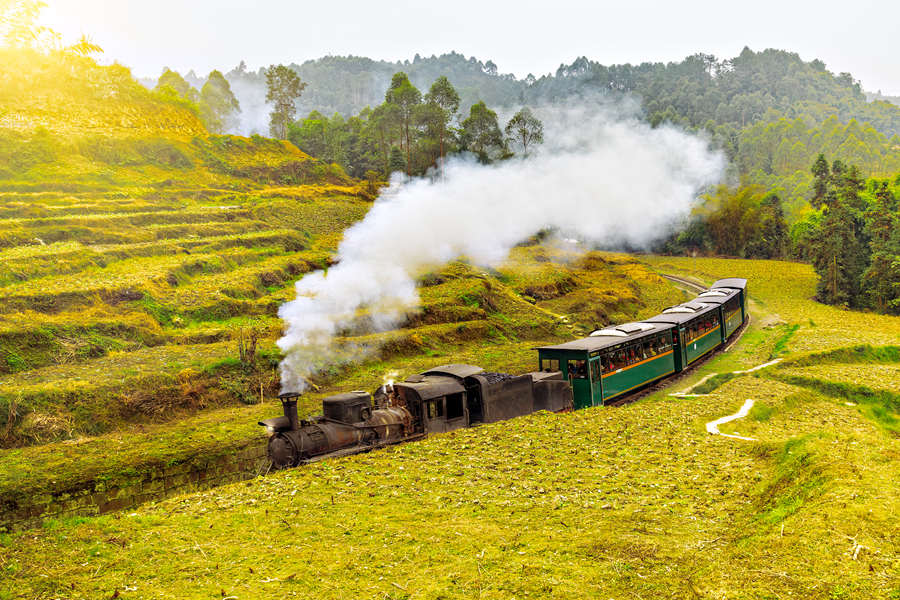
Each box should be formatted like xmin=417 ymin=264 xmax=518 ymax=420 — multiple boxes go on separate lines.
xmin=3 ymin=254 xmax=898 ymax=598
xmin=0 ymin=185 xmax=369 ymax=444
xmin=0 ymin=165 xmax=686 ymax=531
xmin=3 ymin=48 xmax=895 ymax=599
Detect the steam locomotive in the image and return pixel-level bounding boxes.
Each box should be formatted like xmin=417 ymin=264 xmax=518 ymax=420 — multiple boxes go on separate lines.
xmin=260 ymin=277 xmax=749 ymax=469
xmin=260 ymin=365 xmax=572 ymax=469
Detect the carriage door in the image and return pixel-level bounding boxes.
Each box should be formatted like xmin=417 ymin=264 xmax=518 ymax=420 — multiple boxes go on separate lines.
xmin=569 ymin=357 xmax=593 ymax=410
xmin=589 ymin=357 xmax=603 ymax=406
xmin=677 ymin=327 xmax=688 ymax=369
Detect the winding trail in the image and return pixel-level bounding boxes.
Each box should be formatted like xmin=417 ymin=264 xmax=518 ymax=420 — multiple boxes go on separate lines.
xmin=705 ymin=399 xmax=757 ymax=441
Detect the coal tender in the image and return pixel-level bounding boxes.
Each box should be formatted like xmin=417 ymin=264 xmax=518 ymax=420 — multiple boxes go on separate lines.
xmin=260 ymin=364 xmax=572 ymax=469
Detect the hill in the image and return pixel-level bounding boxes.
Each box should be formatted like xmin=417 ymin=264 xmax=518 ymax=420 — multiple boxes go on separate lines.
xmin=206 ymin=48 xmax=900 ymax=140
xmin=3 ymin=256 xmax=898 ymax=599
xmin=192 ymin=49 xmax=900 ymax=221
xmin=0 ymin=48 xmax=350 ymax=190
xmin=0 ymin=48 xmax=684 ymax=530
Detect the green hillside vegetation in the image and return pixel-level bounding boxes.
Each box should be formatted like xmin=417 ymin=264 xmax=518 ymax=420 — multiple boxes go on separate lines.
xmin=3 ymin=257 xmax=897 ymax=599
xmin=0 ymin=47 xmax=350 ymax=190
xmin=2 ymin=14 xmax=898 ymax=598
xmin=216 ymin=49 xmax=900 ymax=138
xmin=0 ymin=40 xmax=686 ymax=531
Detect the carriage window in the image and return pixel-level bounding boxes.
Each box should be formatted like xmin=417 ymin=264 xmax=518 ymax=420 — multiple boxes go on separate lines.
xmin=446 ymin=393 xmax=464 ymax=420
xmin=601 ymin=354 xmax=611 ymax=373
xmin=571 ymin=360 xmax=587 ymax=379
xmin=542 ymin=358 xmax=560 ymax=372
xmin=614 ymin=350 xmax=626 ymax=369
xmin=661 ymin=333 xmax=671 ymax=351
xmin=591 ymin=361 xmax=600 ymax=381
xmin=426 ymin=399 xmax=444 ymax=419
xmin=643 ymin=341 xmax=655 ymax=357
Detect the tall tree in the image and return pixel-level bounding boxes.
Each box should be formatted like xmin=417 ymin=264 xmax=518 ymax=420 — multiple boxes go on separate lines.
xmin=388 ymin=146 xmax=406 ymax=174
xmin=155 ymin=68 xmax=199 ymax=103
xmin=810 ymin=153 xmax=830 ymax=208
xmin=423 ymin=76 xmax=460 ymax=171
xmin=266 ymin=64 xmax=307 ymax=139
xmin=810 ymin=165 xmax=869 ymax=307
xmin=460 ymin=101 xmax=505 ymax=163
xmin=504 ymin=107 xmax=544 ymax=156
xmin=199 ymin=70 xmax=240 ymax=133
xmin=861 ymin=182 xmax=900 ymax=313
xmin=369 ymin=102 xmax=402 ymax=175
xmin=384 ymin=72 xmax=421 ymax=175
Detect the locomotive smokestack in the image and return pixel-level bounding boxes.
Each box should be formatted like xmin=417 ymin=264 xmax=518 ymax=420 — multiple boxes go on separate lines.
xmin=279 ymin=392 xmax=301 ymax=431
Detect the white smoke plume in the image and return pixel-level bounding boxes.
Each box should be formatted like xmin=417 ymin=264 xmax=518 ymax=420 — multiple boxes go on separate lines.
xmin=276 ymin=102 xmax=724 ymax=393
xmin=226 ymin=76 xmax=271 ymax=136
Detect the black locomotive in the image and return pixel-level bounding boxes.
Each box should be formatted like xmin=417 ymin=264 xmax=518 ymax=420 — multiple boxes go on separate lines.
xmin=260 ymin=364 xmax=572 ymax=469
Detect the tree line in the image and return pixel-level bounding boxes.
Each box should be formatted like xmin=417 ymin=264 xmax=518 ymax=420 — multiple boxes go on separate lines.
xmin=277 ymin=71 xmax=543 ymax=178
xmin=147 ymin=56 xmax=900 ymax=316
xmin=197 ymin=49 xmax=900 ymax=140
xmin=665 ymin=154 xmax=900 ymax=314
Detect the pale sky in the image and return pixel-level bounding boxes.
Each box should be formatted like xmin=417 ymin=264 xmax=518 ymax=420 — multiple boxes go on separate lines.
xmin=41 ymin=0 xmax=900 ymax=95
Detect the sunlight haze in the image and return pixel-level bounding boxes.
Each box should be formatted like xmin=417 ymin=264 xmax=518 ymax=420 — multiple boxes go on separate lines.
xmin=42 ymin=0 xmax=900 ymax=94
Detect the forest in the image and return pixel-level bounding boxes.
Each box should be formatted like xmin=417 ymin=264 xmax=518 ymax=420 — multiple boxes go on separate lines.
xmin=153 ymin=48 xmax=900 ymax=314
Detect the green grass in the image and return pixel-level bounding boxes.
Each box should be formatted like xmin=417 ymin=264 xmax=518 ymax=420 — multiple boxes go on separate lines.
xmin=769 ymin=372 xmax=900 ymax=434
xmin=2 ymin=52 xmax=898 ymax=596
xmin=3 ymin=254 xmax=899 ymax=598
xmin=4 ymin=375 xmax=896 ymax=599
xmin=752 ymin=434 xmax=829 ymax=524
xmin=769 ymin=323 xmax=800 ymax=359
xmin=691 ymin=371 xmax=739 ymax=394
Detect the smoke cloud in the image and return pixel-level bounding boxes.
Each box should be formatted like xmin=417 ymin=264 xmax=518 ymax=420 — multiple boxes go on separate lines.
xmin=226 ymin=77 xmax=271 ymax=136
xmin=276 ymin=102 xmax=724 ymax=393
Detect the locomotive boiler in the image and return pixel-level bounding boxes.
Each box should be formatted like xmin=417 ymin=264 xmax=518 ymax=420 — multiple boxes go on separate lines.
xmin=260 ymin=364 xmax=573 ymax=469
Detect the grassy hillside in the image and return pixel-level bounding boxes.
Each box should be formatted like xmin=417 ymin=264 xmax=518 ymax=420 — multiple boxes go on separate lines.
xmin=2 ymin=256 xmax=897 ymax=599
xmin=0 ymin=47 xmax=686 ymax=532
xmin=3 ymin=46 xmax=896 ymax=600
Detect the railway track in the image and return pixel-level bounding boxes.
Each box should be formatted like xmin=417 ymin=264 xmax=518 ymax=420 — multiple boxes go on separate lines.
xmin=606 ymin=273 xmax=750 ymax=407
xmin=660 ymin=273 xmax=708 ymax=293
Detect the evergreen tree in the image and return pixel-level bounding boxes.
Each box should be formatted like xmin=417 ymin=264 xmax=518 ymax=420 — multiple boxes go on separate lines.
xmin=423 ymin=76 xmax=460 ymax=172
xmin=384 ymin=72 xmax=422 ymax=176
xmin=388 ymin=146 xmax=406 ymax=174
xmin=156 ymin=69 xmax=196 ymax=100
xmin=155 ymin=68 xmax=199 ymax=103
xmin=810 ymin=168 xmax=869 ymax=307
xmin=811 ymin=153 xmax=829 ymax=208
xmin=861 ymin=182 xmax=900 ymax=313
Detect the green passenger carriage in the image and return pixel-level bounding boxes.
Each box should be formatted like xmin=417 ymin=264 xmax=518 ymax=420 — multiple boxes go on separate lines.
xmin=536 ymin=277 xmax=748 ymax=409
xmin=536 ymin=322 xmax=677 ymax=408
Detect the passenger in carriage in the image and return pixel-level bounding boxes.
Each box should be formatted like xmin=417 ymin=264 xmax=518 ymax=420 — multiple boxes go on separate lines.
xmin=575 ymin=360 xmax=587 ymax=378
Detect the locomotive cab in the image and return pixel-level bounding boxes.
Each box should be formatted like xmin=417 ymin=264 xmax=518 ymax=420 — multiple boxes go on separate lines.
xmin=323 ymin=391 xmax=372 ymax=423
